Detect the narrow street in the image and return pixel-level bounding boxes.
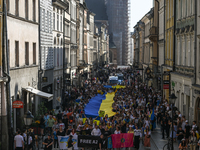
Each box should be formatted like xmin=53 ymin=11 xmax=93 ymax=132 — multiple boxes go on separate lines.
xmin=1 ymin=0 xmax=200 ymax=150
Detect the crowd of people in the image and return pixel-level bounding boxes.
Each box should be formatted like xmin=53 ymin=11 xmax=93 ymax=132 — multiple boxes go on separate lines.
xmin=14 ymin=68 xmax=200 ymax=150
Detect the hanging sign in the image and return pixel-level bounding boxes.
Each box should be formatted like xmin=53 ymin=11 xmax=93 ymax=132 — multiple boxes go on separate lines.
xmin=12 ymin=100 xmax=24 ymax=108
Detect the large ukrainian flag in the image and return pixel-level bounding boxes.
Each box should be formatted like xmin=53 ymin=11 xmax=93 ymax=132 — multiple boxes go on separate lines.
xmin=84 ymin=92 xmax=116 ymax=118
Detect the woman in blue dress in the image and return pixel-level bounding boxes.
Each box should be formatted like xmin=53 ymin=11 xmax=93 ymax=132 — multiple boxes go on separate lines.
xmin=170 ymin=122 xmax=177 ymax=141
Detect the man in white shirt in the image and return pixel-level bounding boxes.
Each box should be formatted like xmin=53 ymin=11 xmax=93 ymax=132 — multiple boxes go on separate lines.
xmin=14 ymin=130 xmax=24 ymax=150
xmin=91 ymin=125 xmax=101 ymax=136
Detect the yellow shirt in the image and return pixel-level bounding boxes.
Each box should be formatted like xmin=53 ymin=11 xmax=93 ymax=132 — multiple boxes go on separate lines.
xmin=107 ymin=125 xmax=112 ymax=129
xmin=128 ymin=131 xmax=134 ymax=134
xmin=97 ymin=90 xmax=101 ymax=94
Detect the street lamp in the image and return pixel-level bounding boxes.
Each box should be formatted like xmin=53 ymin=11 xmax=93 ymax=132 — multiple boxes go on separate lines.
xmin=169 ymin=93 xmax=177 ymax=150
xmin=24 ymin=111 xmax=34 ymax=150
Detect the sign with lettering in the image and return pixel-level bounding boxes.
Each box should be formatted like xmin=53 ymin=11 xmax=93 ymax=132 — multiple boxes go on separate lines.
xmin=12 ymin=100 xmax=23 ymax=108
xmin=78 ymin=135 xmax=99 ymax=148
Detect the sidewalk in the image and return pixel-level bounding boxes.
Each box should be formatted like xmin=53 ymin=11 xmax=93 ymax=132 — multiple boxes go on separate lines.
xmin=151 ymin=124 xmax=179 ymax=150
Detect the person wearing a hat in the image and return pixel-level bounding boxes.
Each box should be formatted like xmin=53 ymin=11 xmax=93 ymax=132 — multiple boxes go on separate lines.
xmin=42 ymin=134 xmax=53 ymax=150
xmin=178 ymin=138 xmax=187 ymax=150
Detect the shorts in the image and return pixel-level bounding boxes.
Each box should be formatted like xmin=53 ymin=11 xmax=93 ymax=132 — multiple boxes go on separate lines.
xmin=15 ymin=147 xmax=23 ymax=150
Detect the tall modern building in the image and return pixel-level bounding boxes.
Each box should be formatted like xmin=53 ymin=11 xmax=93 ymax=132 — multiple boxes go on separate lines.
xmin=85 ymin=0 xmax=130 ymax=65
xmin=105 ymin=0 xmax=130 ymax=65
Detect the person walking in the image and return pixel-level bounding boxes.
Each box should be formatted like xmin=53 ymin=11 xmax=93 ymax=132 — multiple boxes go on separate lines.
xmin=134 ymin=125 xmax=142 ymax=150
xmin=114 ymin=126 xmax=121 ymax=134
xmin=189 ymin=131 xmax=197 ymax=150
xmin=53 ymin=128 xmax=59 ymax=148
xmin=42 ymin=134 xmax=53 ymax=150
xmin=68 ymin=135 xmax=74 ymax=150
xmin=161 ymin=115 xmax=166 ymax=139
xmin=44 ymin=113 xmax=49 ymax=134
xmin=47 ymin=115 xmax=55 ymax=134
xmin=14 ymin=130 xmax=24 ymax=150
xmin=176 ymin=126 xmax=185 ymax=146
xmin=144 ymin=126 xmax=151 ymax=148
xmin=178 ymin=139 xmax=187 ymax=150
xmin=39 ymin=115 xmax=45 ymax=136
xmin=91 ymin=125 xmax=101 ymax=136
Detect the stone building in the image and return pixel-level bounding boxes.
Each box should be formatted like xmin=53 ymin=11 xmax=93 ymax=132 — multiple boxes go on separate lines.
xmin=172 ymin=0 xmax=196 ymax=124
xmin=39 ymin=0 xmax=54 ymax=109
xmin=194 ymin=0 xmax=200 ymax=129
xmin=52 ymin=0 xmax=68 ymax=108
xmin=70 ymin=0 xmax=77 ymax=83
xmin=7 ymin=0 xmax=40 ymax=130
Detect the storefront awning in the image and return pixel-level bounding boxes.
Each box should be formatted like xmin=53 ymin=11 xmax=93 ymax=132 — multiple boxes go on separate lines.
xmin=22 ymin=87 xmax=53 ymax=101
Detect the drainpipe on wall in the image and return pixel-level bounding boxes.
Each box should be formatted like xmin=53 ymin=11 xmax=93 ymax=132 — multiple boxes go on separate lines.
xmin=194 ymin=0 xmax=197 ymax=84
xmin=62 ymin=8 xmax=66 ymax=107
xmin=155 ymin=0 xmax=160 ymax=89
xmin=2 ymin=1 xmax=11 ymax=149
xmin=173 ymin=0 xmax=176 ymax=71
xmin=164 ymin=0 xmax=166 ymax=66
xmin=161 ymin=64 xmax=165 ymax=102
xmin=38 ymin=0 xmax=43 ymax=91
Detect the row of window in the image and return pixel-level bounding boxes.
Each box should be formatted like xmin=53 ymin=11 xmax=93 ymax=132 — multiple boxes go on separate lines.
xmin=176 ymin=34 xmax=195 ymax=67
xmin=53 ymin=8 xmax=63 ymax=32
xmin=71 ymin=3 xmax=76 ymax=21
xmin=177 ymin=0 xmax=195 ymax=20
xmin=54 ymin=48 xmax=63 ymax=67
xmin=12 ymin=41 xmax=36 ymax=67
xmin=41 ymin=8 xmax=52 ymax=33
xmin=7 ymin=0 xmax=36 ymax=21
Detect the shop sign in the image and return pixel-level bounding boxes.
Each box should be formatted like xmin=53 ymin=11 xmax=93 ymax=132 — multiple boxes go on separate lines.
xmin=12 ymin=100 xmax=23 ymax=108
xmin=163 ymin=84 xmax=169 ymax=89
xmin=163 ymin=80 xmax=169 ymax=84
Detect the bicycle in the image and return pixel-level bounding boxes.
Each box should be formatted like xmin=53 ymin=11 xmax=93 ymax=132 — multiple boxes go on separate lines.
xmin=163 ymin=138 xmax=173 ymax=150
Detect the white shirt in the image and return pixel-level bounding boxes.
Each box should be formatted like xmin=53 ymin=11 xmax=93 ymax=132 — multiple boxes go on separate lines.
xmin=178 ymin=114 xmax=182 ymax=118
xmin=144 ymin=120 xmax=150 ymax=127
xmin=114 ymin=130 xmax=121 ymax=134
xmin=91 ymin=128 xmax=101 ymax=136
xmin=134 ymin=129 xmax=142 ymax=137
xmin=27 ymin=136 xmax=32 ymax=145
xmin=144 ymin=131 xmax=151 ymax=135
xmin=14 ymin=134 xmax=24 ymax=147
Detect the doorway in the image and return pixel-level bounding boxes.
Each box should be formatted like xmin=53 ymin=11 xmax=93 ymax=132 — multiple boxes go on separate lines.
xmin=195 ymin=98 xmax=200 ymax=130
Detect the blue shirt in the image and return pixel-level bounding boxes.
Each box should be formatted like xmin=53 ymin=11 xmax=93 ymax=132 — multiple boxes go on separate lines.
xmin=53 ymin=131 xmax=57 ymax=140
xmin=44 ymin=115 xmax=49 ymax=127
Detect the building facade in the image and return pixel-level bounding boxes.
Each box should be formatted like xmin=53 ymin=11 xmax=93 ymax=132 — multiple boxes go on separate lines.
xmin=7 ymin=0 xmax=39 ymax=130
xmin=105 ymin=0 xmax=130 ymax=65
xmin=52 ymin=0 xmax=69 ymax=108
xmin=194 ymin=0 xmax=200 ymax=129
xmin=142 ymin=13 xmax=151 ymax=83
xmin=70 ymin=0 xmax=77 ymax=83
xmin=172 ymin=0 xmax=195 ymax=124
xmin=40 ymin=0 xmax=53 ymax=109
